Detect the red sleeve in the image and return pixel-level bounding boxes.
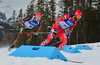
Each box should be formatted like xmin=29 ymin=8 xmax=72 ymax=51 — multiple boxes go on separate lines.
xmin=58 ymin=17 xmax=63 ymax=21
xmin=58 ymin=14 xmax=70 ymax=21
xmin=23 ymin=16 xmax=33 ymax=21
xmin=63 ymin=14 xmax=70 ymax=20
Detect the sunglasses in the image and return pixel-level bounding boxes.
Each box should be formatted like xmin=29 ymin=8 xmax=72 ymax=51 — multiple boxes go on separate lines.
xmin=78 ymin=15 xmax=81 ymax=18
xmin=37 ymin=17 xmax=41 ymax=20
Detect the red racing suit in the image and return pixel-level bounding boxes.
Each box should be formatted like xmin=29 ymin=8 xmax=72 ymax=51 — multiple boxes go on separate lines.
xmin=40 ymin=14 xmax=78 ymax=51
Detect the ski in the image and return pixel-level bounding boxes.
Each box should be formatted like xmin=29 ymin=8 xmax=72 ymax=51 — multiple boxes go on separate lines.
xmin=67 ymin=60 xmax=83 ymax=63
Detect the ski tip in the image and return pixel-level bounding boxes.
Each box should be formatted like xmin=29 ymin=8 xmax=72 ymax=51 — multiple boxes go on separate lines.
xmin=67 ymin=60 xmax=83 ymax=63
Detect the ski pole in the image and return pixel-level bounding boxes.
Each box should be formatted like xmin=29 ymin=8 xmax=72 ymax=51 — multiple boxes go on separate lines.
xmin=8 ymin=31 xmax=50 ymax=34
xmin=50 ymin=41 xmax=61 ymax=46
xmin=9 ymin=29 xmax=21 ymax=30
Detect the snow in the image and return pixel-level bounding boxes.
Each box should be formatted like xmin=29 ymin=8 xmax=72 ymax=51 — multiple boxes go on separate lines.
xmin=0 ymin=42 xmax=100 ymax=65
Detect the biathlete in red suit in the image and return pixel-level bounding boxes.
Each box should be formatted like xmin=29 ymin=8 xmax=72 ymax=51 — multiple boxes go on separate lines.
xmin=40 ymin=10 xmax=82 ymax=51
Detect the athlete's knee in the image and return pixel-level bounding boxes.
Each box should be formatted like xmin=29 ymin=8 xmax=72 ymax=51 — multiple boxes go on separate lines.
xmin=62 ymin=39 xmax=67 ymax=45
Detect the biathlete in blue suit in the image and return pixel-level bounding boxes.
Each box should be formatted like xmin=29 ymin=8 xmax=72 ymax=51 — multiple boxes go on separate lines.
xmin=9 ymin=13 xmax=41 ymax=50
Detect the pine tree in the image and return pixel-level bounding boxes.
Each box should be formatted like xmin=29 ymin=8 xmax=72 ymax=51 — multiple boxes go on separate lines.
xmin=11 ymin=10 xmax=16 ymax=27
xmin=12 ymin=10 xmax=16 ymax=23
xmin=96 ymin=0 xmax=100 ymax=41
xmin=17 ymin=9 xmax=23 ymax=21
xmin=26 ymin=5 xmax=34 ymax=17
xmin=49 ymin=0 xmax=56 ymax=25
xmin=57 ymin=0 xmax=64 ymax=17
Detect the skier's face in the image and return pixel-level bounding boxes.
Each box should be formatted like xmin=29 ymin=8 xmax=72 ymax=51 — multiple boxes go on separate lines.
xmin=36 ymin=17 xmax=41 ymax=22
xmin=74 ymin=15 xmax=81 ymax=21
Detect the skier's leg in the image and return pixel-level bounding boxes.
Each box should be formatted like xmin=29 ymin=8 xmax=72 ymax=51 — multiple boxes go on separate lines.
xmin=57 ymin=32 xmax=68 ymax=51
xmin=40 ymin=31 xmax=55 ymax=46
xmin=12 ymin=33 xmax=20 ymax=46
xmin=9 ymin=27 xmax=24 ymax=50
xmin=40 ymin=19 xmax=60 ymax=46
xmin=25 ymin=34 xmax=33 ymax=45
xmin=8 ymin=32 xmax=23 ymax=50
xmin=40 ymin=20 xmax=59 ymax=46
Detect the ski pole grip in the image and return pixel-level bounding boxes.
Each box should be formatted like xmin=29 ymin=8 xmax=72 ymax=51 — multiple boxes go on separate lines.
xmin=32 ymin=47 xmax=40 ymax=50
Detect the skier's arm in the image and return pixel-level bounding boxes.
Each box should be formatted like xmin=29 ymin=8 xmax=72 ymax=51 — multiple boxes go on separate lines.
xmin=67 ymin=21 xmax=78 ymax=39
xmin=37 ymin=21 xmax=41 ymax=32
xmin=34 ymin=21 xmax=41 ymax=37
xmin=22 ymin=15 xmax=33 ymax=22
xmin=20 ymin=16 xmax=33 ymax=29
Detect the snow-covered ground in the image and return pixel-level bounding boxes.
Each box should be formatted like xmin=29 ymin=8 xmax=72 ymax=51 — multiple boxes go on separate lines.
xmin=0 ymin=42 xmax=100 ymax=65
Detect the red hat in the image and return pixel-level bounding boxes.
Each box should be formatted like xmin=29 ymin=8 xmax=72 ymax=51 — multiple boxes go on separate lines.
xmin=36 ymin=13 xmax=41 ymax=19
xmin=74 ymin=10 xmax=82 ymax=16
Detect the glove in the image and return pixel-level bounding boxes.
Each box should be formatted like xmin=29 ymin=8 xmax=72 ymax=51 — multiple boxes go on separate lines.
xmin=34 ymin=33 xmax=38 ymax=37
xmin=53 ymin=28 xmax=57 ymax=34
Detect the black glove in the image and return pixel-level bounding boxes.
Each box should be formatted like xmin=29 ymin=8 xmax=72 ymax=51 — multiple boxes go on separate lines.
xmin=53 ymin=28 xmax=57 ymax=34
xmin=8 ymin=45 xmax=14 ymax=51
